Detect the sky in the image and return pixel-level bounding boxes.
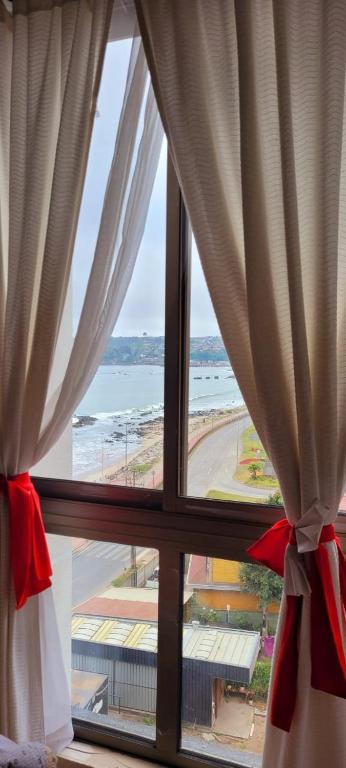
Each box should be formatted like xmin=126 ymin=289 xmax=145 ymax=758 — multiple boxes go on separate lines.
xmin=72 ymin=39 xmax=220 ymax=339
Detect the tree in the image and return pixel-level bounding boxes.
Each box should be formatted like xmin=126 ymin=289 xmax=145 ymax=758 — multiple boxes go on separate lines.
xmin=248 ymin=462 xmax=261 ymax=480
xmin=266 ymin=491 xmax=283 ymax=505
xmin=239 ymin=562 xmax=283 ymax=633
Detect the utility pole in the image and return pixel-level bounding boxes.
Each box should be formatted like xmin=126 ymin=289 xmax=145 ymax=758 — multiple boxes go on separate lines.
xmin=100 ymin=438 xmax=104 ymax=481
xmin=131 ymin=545 xmax=137 ymax=587
xmin=124 ymin=422 xmax=128 ymax=485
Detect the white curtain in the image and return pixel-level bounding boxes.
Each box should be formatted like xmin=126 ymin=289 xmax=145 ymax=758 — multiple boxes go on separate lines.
xmin=0 ymin=0 xmax=162 ymax=752
xmin=136 ymin=1 xmax=346 ymax=766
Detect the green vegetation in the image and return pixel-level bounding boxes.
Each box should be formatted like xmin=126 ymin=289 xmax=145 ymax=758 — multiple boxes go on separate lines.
xmin=248 ymin=660 xmax=272 ymax=699
xmin=266 ymin=491 xmax=283 ymax=506
xmin=131 ymin=462 xmax=152 ymax=474
xmin=111 ymin=567 xmax=136 ymax=588
xmin=235 ymin=465 xmax=279 ymax=488
xmin=102 ymin=335 xmax=228 ymax=366
xmin=227 ymin=611 xmax=278 ymax=635
xmin=206 ymin=489 xmax=264 ymax=504
xmin=233 ymin=425 xmax=279 ymax=489
xmin=189 ymin=594 xmax=218 ymax=624
xmin=143 ymin=715 xmax=155 ymax=726
xmin=241 ymin=425 xmax=266 ymax=458
xmin=228 ymin=611 xmax=263 ymax=632
xmin=239 ymin=562 xmax=283 ymax=633
xmin=248 ymin=462 xmax=261 ymax=480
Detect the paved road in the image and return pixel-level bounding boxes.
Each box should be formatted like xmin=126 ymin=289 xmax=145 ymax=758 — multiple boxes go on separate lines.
xmin=73 ymin=417 xmax=269 ymax=606
xmin=72 ymin=541 xmax=147 ymax=608
xmin=187 ymin=414 xmax=269 ymax=500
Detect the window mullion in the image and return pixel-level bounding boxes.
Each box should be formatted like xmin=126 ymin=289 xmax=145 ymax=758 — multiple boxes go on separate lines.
xmin=163 ymin=152 xmax=191 ymax=509
xmin=155 ymin=547 xmax=184 ymax=759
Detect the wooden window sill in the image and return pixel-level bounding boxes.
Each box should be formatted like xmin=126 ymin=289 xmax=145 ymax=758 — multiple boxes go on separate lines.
xmin=58 ymin=742 xmax=162 ymax=768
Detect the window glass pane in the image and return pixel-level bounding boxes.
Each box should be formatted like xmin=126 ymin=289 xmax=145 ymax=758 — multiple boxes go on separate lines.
xmin=187 ymin=240 xmax=281 ymax=504
xmin=52 ymin=535 xmax=159 ymax=740
xmin=72 ymin=133 xmax=166 ymax=487
xmin=181 ymin=553 xmax=282 ymax=764
xmin=35 ymin=40 xmax=166 ymax=488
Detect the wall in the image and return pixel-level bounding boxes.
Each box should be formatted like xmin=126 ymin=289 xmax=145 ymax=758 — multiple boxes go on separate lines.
xmin=195 ymin=587 xmax=279 ymax=614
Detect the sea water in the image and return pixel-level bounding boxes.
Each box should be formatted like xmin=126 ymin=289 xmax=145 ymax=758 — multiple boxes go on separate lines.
xmin=73 ymin=364 xmax=244 ymax=477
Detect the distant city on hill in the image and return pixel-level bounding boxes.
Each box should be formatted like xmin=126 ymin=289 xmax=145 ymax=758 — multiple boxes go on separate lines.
xmin=102 ymin=335 xmax=229 ymax=366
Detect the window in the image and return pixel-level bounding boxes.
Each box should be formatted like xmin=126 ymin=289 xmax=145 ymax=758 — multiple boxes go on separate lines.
xmin=186 ymin=240 xmax=281 ymax=505
xmin=72 ymin=138 xmax=166 ymax=489
xmin=70 ymin=537 xmax=159 ymax=742
xmin=181 ymin=554 xmax=280 ymax=766
xmin=36 ymin=42 xmax=346 ymax=768
xmin=35 ymin=38 xmax=166 ymax=490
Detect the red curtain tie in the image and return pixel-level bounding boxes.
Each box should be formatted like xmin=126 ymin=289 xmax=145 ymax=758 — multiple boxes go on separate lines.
xmin=248 ymin=518 xmax=346 ymax=731
xmin=0 ymin=472 xmax=52 ymax=609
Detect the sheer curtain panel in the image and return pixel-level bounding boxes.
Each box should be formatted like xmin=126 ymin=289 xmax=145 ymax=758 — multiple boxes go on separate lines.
xmin=0 ymin=0 xmax=162 ymax=753
xmin=136 ymin=2 xmax=346 ymax=767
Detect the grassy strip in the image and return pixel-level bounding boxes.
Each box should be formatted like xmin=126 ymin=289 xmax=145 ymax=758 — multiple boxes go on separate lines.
xmin=233 ymin=465 xmax=279 ymax=488
xmin=234 ymin=425 xmax=279 ymax=489
xmin=111 ymin=567 xmax=136 ymax=588
xmin=241 ymin=424 xmax=266 ymax=459
xmin=131 ymin=462 xmax=152 ymax=473
xmin=207 ymin=489 xmax=264 ymax=504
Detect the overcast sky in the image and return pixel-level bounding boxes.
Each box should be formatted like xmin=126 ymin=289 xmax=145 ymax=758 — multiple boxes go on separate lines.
xmin=73 ymin=40 xmax=220 ymax=338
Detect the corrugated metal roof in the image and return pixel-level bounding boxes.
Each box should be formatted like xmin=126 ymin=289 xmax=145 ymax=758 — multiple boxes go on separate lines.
xmin=72 ymin=616 xmax=260 ymax=670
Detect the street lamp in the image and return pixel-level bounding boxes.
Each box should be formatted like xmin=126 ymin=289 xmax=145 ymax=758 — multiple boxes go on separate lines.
xmin=124 ymin=422 xmax=129 ymax=485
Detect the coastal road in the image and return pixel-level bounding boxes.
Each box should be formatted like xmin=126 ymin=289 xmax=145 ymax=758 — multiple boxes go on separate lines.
xmin=187 ymin=413 xmax=270 ymax=500
xmin=72 ymin=541 xmax=148 ymax=607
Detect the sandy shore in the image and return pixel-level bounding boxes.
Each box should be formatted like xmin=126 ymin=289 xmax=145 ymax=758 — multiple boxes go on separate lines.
xmin=76 ymin=405 xmax=247 ymax=487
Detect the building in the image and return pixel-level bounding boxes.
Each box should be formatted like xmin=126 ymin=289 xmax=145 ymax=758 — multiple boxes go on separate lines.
xmin=187 ymin=556 xmax=280 ymax=616
xmin=74 ymin=586 xmax=193 ymax=623
xmin=72 ymin=615 xmax=260 ymax=728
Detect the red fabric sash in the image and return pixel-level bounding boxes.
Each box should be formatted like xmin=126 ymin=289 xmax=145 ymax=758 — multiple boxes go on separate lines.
xmin=0 ymin=473 xmax=52 ymax=609
xmin=248 ymin=519 xmax=346 ymax=731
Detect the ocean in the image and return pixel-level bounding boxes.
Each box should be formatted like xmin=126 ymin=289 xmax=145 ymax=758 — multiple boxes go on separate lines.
xmin=73 ymin=364 xmax=244 ymax=477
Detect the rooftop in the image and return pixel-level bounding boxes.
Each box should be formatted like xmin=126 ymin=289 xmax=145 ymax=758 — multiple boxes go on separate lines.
xmin=74 ymin=587 xmax=192 ymax=622
xmin=72 ymin=616 xmax=260 ymax=670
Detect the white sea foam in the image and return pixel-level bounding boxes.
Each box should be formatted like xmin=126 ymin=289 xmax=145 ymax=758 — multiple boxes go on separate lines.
xmin=72 ymin=364 xmax=244 ymax=476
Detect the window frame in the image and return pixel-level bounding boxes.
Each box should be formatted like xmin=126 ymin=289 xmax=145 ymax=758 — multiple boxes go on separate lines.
xmin=34 ymin=153 xmax=346 ymax=768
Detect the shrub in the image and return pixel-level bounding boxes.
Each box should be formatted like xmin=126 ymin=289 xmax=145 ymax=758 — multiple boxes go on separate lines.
xmin=227 ymin=611 xmax=263 ymax=631
xmin=249 ymin=660 xmax=272 ymax=699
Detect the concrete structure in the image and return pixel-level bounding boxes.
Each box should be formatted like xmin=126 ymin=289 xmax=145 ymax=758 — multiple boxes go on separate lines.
xmin=74 ymin=586 xmax=193 ymax=623
xmin=72 ymin=670 xmax=109 ymax=715
xmin=72 ymin=616 xmax=260 ymax=727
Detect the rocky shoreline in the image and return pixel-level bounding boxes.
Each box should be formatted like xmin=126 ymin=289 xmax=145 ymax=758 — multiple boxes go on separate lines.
xmin=76 ymin=405 xmax=247 ymax=484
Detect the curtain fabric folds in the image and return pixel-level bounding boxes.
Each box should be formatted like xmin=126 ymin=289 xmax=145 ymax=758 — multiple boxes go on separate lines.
xmin=0 ymin=0 xmax=163 ymax=752
xmin=136 ymin=1 xmax=346 ymax=766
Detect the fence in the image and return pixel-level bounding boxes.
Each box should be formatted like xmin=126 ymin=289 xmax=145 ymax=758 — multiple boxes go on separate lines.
xmin=117 ymin=551 xmax=159 ymax=588
xmin=190 ymin=607 xmax=278 ymax=635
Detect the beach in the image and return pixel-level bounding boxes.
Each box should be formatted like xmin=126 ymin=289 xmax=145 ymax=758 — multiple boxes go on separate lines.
xmin=76 ymin=405 xmax=248 ymax=488
xmin=73 ymin=363 xmax=245 ymax=484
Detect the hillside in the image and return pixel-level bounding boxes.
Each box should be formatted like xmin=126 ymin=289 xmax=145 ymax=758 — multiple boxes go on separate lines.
xmin=102 ymin=336 xmax=229 ymax=366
